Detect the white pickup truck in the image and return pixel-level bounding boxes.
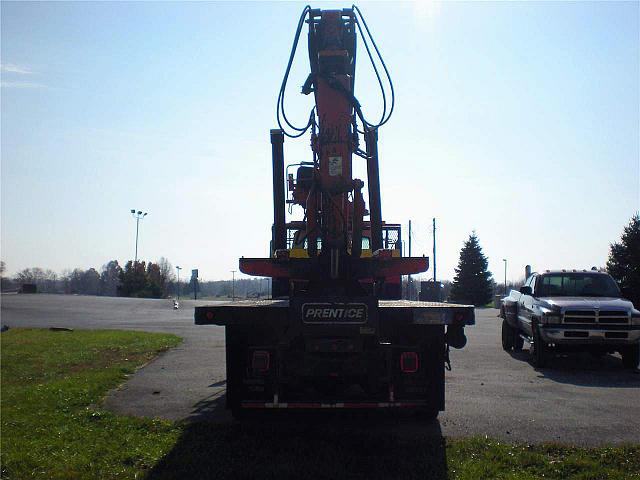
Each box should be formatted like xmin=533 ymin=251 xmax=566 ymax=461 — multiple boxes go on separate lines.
xmin=500 ymin=270 xmax=640 ymax=369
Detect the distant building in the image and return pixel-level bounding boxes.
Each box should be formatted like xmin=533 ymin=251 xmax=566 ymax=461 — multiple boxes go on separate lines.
xmin=19 ymin=283 xmax=37 ymax=294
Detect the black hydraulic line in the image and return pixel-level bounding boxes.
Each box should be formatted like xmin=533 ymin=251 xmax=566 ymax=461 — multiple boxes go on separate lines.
xmin=277 ymin=5 xmax=315 ymax=138
xmin=276 ymin=5 xmax=394 ymax=138
xmin=352 ymin=4 xmax=395 ymax=129
xmin=353 ymin=15 xmax=386 ymax=127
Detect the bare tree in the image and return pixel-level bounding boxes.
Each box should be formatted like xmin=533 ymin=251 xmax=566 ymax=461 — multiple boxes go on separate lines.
xmin=42 ymin=270 xmax=58 ymax=293
xmin=0 ymin=261 xmax=16 ymax=291
xmin=82 ymin=268 xmax=100 ymax=295
xmin=157 ymin=257 xmax=175 ymax=296
xmin=100 ymin=260 xmax=122 ymax=296
xmin=16 ymin=268 xmax=38 ymax=285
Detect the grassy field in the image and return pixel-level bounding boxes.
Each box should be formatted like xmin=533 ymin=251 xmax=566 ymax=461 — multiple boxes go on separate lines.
xmin=1 ymin=329 xmax=183 ymax=479
xmin=2 ymin=328 xmax=639 ymax=480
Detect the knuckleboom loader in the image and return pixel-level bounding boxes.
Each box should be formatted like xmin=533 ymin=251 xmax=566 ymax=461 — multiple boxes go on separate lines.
xmin=195 ymin=6 xmax=474 ymax=418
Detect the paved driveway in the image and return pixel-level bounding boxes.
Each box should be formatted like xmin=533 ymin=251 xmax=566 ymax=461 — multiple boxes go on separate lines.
xmin=2 ymin=293 xmax=638 ymax=445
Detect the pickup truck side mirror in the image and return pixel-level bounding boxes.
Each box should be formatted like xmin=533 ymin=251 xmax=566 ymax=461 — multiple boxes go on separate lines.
xmin=519 ymin=286 xmax=532 ymax=295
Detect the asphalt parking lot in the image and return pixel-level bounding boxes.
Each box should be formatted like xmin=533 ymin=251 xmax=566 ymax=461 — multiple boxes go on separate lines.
xmin=2 ymin=293 xmax=638 ymax=446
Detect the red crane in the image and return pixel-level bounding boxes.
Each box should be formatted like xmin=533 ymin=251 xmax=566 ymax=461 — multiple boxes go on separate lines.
xmin=240 ymin=7 xmax=428 ymax=296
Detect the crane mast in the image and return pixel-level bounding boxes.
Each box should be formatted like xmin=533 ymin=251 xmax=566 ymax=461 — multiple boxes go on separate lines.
xmin=241 ymin=7 xmax=428 ymax=297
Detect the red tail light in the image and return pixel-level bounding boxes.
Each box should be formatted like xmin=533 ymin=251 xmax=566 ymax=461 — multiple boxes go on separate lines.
xmin=400 ymin=352 xmax=419 ymax=373
xmin=252 ymin=350 xmax=270 ymax=372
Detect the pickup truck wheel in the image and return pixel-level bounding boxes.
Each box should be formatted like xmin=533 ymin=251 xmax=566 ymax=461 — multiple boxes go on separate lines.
xmin=513 ymin=333 xmax=524 ymax=352
xmin=501 ymin=320 xmax=514 ymax=351
xmin=621 ymin=345 xmax=639 ymax=369
xmin=531 ymin=325 xmax=548 ymax=368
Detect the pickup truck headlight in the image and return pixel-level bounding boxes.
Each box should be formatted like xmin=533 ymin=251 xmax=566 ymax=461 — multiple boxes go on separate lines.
xmin=539 ymin=308 xmax=561 ymax=324
xmin=540 ymin=314 xmax=561 ymax=324
xmin=632 ymin=311 xmax=640 ymax=326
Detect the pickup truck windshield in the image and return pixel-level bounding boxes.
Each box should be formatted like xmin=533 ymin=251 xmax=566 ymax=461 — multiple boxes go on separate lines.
xmin=537 ymin=274 xmax=621 ymax=297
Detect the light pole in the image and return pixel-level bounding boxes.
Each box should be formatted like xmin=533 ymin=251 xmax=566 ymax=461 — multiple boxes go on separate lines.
xmin=503 ymin=258 xmax=507 ymax=295
xmin=231 ymin=270 xmax=236 ymax=302
xmin=176 ymin=266 xmax=182 ymax=300
xmin=130 ymin=209 xmax=148 ymax=264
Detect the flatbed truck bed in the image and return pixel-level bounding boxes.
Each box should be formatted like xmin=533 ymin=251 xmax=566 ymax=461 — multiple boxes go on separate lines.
xmin=196 ymin=300 xmax=474 ymax=326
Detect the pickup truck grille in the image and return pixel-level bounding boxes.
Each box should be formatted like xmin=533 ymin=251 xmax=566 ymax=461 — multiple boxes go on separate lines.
xmin=562 ymin=310 xmax=629 ymax=325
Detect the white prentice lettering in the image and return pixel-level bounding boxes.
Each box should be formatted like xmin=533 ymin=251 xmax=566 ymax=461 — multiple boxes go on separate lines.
xmin=304 ymin=305 xmax=366 ymax=321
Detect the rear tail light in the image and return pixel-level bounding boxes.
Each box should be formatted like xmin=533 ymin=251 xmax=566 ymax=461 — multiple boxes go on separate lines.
xmin=251 ymin=350 xmax=270 ymax=372
xmin=400 ymin=352 xmax=419 ymax=373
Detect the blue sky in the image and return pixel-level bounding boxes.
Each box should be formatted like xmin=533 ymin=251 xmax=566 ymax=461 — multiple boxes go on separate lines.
xmin=1 ymin=1 xmax=638 ymax=283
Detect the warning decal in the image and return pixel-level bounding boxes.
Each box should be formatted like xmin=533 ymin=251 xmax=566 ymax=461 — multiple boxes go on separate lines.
xmin=328 ymin=156 xmax=342 ymax=176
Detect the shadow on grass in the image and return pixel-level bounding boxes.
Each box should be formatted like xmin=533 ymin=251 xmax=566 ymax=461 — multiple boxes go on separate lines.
xmin=148 ymin=397 xmax=447 ymax=480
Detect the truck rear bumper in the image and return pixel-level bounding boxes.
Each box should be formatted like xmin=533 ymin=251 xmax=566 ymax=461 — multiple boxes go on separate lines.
xmin=241 ymin=400 xmax=430 ymax=409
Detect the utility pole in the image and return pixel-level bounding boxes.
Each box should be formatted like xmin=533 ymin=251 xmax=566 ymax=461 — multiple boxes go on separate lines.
xmin=433 ymin=217 xmax=438 ymax=301
xmin=503 ymin=259 xmax=507 ymax=295
xmin=433 ymin=217 xmax=436 ymax=283
xmin=130 ymin=209 xmax=148 ymax=264
xmin=231 ymin=270 xmax=236 ymax=302
xmin=408 ymin=220 xmax=412 ymax=300
xmin=176 ymin=266 xmax=182 ymax=300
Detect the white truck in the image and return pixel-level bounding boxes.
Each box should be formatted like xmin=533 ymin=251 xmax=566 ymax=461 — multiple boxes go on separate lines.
xmin=500 ymin=270 xmax=640 ymax=368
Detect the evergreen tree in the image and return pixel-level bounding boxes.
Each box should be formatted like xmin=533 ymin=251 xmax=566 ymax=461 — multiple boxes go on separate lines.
xmin=607 ymin=213 xmax=640 ymax=307
xmin=145 ymin=262 xmax=164 ymax=298
xmin=450 ymin=232 xmax=494 ymax=306
xmin=118 ymin=261 xmax=148 ymax=297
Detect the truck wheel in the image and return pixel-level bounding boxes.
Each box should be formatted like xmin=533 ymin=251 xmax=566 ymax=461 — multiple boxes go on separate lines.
xmin=501 ymin=320 xmax=514 ymax=351
xmin=621 ymin=345 xmax=639 ymax=370
xmin=415 ymin=407 xmax=439 ymax=422
xmin=231 ymin=405 xmax=247 ymax=420
xmin=531 ymin=325 xmax=548 ymax=368
xmin=513 ymin=332 xmax=524 ymax=352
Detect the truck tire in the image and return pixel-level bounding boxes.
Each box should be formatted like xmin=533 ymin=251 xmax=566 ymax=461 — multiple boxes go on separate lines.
xmin=621 ymin=345 xmax=639 ymax=370
xmin=501 ymin=320 xmax=514 ymax=351
xmin=231 ymin=405 xmax=247 ymax=420
xmin=415 ymin=406 xmax=440 ymax=422
xmin=530 ymin=324 xmax=548 ymax=368
xmin=513 ymin=332 xmax=524 ymax=352
xmin=225 ymin=327 xmax=247 ymax=419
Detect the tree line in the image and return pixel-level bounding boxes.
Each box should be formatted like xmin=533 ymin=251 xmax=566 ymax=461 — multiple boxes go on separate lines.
xmin=1 ymin=258 xmax=175 ymax=298
xmin=1 ymin=214 xmax=637 ymax=305
xmin=0 ymin=258 xmax=272 ymax=300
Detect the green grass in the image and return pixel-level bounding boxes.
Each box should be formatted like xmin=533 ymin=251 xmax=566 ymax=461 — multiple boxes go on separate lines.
xmin=2 ymin=328 xmax=639 ymax=480
xmin=448 ymin=437 xmax=640 ymax=480
xmin=1 ymin=328 xmax=182 ymax=480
